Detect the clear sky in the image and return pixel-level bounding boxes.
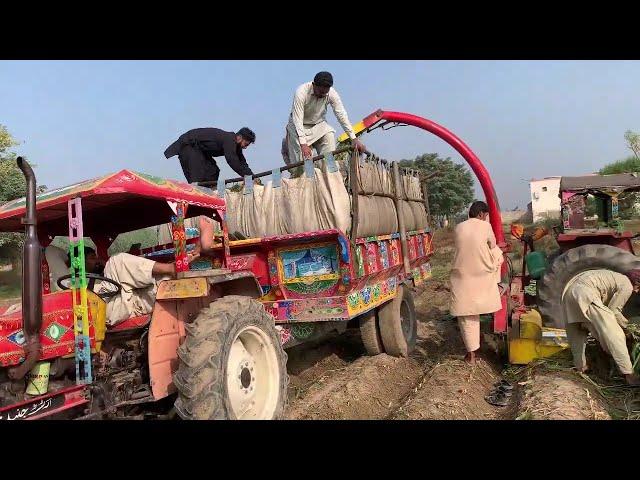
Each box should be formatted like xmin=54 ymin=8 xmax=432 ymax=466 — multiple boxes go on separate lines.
xmin=1 ymin=60 xmax=639 ymax=210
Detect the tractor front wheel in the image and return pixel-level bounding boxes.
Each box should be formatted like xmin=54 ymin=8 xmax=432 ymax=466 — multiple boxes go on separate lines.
xmin=173 ymin=296 xmax=288 ymax=420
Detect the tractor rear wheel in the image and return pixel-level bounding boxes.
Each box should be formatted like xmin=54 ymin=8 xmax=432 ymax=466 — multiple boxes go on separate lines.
xmin=359 ymin=309 xmax=385 ymax=355
xmin=173 ymin=295 xmax=288 ymax=420
xmin=537 ymin=244 xmax=640 ymax=327
xmin=377 ymin=285 xmax=417 ymax=357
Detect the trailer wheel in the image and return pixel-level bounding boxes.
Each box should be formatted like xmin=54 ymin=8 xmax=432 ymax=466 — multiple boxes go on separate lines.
xmin=537 ymin=244 xmax=640 ymax=327
xmin=173 ymin=295 xmax=288 ymax=420
xmin=377 ymin=285 xmax=417 ymax=357
xmin=359 ymin=309 xmax=385 ymax=355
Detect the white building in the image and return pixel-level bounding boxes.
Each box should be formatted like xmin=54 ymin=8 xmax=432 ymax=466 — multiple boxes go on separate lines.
xmin=529 ymin=177 xmax=561 ymax=222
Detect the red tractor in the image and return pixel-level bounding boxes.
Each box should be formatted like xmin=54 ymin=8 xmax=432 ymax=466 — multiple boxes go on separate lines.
xmin=534 ymin=174 xmax=640 ymax=326
xmin=505 ymin=173 xmax=640 ymax=364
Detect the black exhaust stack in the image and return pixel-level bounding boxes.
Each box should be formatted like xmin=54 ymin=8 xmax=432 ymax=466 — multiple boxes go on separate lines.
xmin=8 ymin=157 xmax=43 ymax=380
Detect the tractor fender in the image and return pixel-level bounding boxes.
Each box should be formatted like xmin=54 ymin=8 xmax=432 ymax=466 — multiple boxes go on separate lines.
xmin=157 ymin=270 xmax=263 ymax=301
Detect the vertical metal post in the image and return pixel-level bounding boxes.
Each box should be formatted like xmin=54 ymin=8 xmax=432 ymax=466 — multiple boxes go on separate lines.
xmin=421 ymin=176 xmax=431 ymax=229
xmin=171 ymin=202 xmax=189 ymax=277
xmin=68 ymin=197 xmax=92 ymax=384
xmin=349 ymin=149 xmax=360 ymax=243
xmin=392 ymin=162 xmax=411 ymax=276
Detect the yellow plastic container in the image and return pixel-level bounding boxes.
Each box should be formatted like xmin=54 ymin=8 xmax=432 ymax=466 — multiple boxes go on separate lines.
xmin=25 ymin=362 xmax=50 ymax=396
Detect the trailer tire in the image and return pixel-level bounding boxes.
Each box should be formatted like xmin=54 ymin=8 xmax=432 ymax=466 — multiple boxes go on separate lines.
xmin=173 ymin=295 xmax=288 ymax=420
xmin=378 ymin=285 xmax=417 ymax=357
xmin=537 ymin=244 xmax=640 ymax=327
xmin=359 ymin=309 xmax=385 ymax=355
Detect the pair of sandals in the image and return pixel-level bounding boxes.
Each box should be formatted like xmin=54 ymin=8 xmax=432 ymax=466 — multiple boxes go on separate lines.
xmin=485 ymin=379 xmax=514 ymax=407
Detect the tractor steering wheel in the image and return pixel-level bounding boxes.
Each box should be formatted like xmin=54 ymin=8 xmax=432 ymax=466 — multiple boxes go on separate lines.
xmin=57 ymin=273 xmax=123 ymax=300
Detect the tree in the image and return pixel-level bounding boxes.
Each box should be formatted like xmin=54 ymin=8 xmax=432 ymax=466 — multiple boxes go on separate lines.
xmin=599 ymin=155 xmax=640 ymax=175
xmin=0 ymin=126 xmax=46 ymax=267
xmin=399 ymin=153 xmax=474 ymax=221
xmin=625 ymin=130 xmax=640 ymax=160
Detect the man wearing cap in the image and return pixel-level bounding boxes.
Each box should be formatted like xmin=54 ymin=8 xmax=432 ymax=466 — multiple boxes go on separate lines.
xmin=562 ymin=268 xmax=640 ymax=385
xmin=164 ymin=127 xmax=256 ymax=187
xmin=283 ymin=71 xmax=366 ymax=165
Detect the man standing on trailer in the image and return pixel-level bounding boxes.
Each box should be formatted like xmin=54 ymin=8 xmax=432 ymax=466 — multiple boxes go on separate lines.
xmin=282 ymin=71 xmax=366 ymax=165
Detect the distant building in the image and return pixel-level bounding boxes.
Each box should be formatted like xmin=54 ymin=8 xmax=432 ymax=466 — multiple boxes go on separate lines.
xmin=529 ymin=177 xmax=561 ymax=222
xmin=500 ymin=209 xmax=528 ymax=224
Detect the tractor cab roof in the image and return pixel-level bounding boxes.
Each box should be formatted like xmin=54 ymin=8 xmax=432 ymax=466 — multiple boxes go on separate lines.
xmin=561 ymin=173 xmax=640 ymax=194
xmin=0 ymin=170 xmax=224 ymax=237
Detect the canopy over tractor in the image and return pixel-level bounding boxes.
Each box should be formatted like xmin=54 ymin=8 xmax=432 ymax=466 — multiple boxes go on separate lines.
xmin=0 ymin=170 xmax=223 ymax=235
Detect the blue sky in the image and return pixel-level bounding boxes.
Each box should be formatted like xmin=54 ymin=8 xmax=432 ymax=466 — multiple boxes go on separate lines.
xmin=1 ymin=60 xmax=639 ymax=209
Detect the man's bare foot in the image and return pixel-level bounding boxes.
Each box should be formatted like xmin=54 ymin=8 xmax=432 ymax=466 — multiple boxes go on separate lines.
xmin=464 ymin=351 xmax=477 ymax=365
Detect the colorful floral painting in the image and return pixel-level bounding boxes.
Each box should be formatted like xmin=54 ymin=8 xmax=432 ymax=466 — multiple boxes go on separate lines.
xmin=281 ymin=245 xmax=338 ymax=281
xmin=365 ymin=243 xmax=378 ymax=274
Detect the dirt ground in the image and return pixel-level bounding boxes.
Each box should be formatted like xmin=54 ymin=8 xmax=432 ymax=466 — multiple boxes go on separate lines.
xmin=285 ymin=271 xmax=515 ymax=420
xmin=284 ymin=228 xmax=633 ymax=421
xmin=285 ymin=229 xmax=512 ymax=420
xmin=517 ymin=371 xmax=610 ymax=420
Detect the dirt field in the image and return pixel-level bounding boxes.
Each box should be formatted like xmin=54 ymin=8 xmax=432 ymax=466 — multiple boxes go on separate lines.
xmin=284 ymin=228 xmax=636 ymax=421
xmin=284 ymin=229 xmax=512 ymax=420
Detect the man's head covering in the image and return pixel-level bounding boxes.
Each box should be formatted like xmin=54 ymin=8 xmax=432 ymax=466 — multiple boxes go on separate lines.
xmin=313 ymin=71 xmax=333 ymax=87
xmin=237 ymin=127 xmax=256 ymax=143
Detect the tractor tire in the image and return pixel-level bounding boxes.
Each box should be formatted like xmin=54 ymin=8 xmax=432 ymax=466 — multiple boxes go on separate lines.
xmin=537 ymin=244 xmax=640 ymax=327
xmin=377 ymin=285 xmax=417 ymax=357
xmin=359 ymin=309 xmax=385 ymax=356
xmin=173 ymin=295 xmax=288 ymax=420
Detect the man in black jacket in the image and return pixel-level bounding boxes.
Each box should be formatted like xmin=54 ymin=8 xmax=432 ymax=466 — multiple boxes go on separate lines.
xmin=164 ymin=127 xmax=256 ymax=186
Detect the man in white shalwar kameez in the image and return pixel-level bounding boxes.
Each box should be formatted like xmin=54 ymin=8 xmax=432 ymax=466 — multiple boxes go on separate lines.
xmin=449 ymin=201 xmax=504 ymax=365
xmin=283 ymin=71 xmax=366 ymax=165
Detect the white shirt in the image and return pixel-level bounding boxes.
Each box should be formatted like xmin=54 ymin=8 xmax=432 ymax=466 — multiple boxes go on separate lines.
xmin=287 ymin=82 xmax=356 ymax=145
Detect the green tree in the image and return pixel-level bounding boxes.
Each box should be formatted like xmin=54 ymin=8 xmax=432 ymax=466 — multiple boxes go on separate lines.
xmin=399 ymin=153 xmax=474 ymax=220
xmin=0 ymin=124 xmax=23 ymax=204
xmin=0 ymin=126 xmax=46 ymax=267
xmin=599 ymin=155 xmax=640 ymax=175
xmin=624 ymin=130 xmax=640 ymax=160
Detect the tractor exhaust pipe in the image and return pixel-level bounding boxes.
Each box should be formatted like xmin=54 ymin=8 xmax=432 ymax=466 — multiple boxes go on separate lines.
xmin=8 ymin=157 xmax=43 ymax=380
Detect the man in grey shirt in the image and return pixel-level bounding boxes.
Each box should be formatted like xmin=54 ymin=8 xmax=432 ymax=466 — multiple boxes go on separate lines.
xmin=282 ymin=71 xmax=366 ymax=165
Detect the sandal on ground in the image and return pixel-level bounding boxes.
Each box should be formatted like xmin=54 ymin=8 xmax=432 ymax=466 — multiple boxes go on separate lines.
xmin=495 ymin=385 xmax=513 ymax=396
xmin=493 ymin=380 xmax=513 ymax=392
xmin=494 ymin=379 xmax=513 ymax=389
xmin=485 ymin=391 xmax=509 ymax=407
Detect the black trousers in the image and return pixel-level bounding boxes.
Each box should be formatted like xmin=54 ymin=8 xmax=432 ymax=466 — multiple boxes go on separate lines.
xmin=178 ymin=145 xmax=220 ymax=185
